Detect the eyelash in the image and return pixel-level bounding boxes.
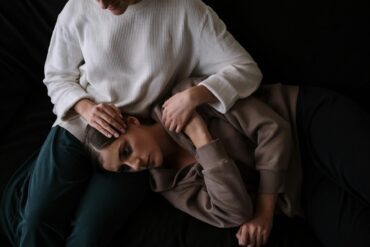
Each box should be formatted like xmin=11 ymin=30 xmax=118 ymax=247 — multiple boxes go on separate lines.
xmin=120 ymin=144 xmax=132 ymax=159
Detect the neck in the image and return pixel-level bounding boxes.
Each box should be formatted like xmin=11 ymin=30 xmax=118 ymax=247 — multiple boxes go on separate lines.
xmin=144 ymin=123 xmax=195 ymax=169
xmin=144 ymin=123 xmax=179 ymax=157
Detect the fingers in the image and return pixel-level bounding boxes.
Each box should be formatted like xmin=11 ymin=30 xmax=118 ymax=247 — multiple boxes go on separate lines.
xmin=93 ymin=116 xmax=120 ymax=138
xmin=91 ymin=121 xmax=114 ymax=138
xmin=104 ymin=104 xmax=127 ymax=131
xmin=90 ymin=103 xmax=126 ymax=138
xmin=262 ymin=230 xmax=268 ymax=246
xmin=247 ymin=226 xmax=256 ymax=247
xmin=236 ymin=225 xmax=266 ymax=247
xmin=256 ymin=228 xmax=263 ymax=247
xmin=162 ymin=99 xmax=168 ymax=108
xmin=161 ymin=107 xmax=185 ymax=133
xmin=161 ymin=92 xmax=194 ymax=133
xmin=236 ymin=225 xmax=249 ymax=246
xmin=175 ymin=124 xmax=182 ymax=133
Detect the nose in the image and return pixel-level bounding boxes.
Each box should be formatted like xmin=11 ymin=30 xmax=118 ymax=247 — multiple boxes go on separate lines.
xmin=127 ymin=158 xmax=142 ymax=172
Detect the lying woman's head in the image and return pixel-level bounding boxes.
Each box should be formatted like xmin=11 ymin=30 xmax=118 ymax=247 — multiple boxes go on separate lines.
xmin=85 ymin=115 xmax=163 ymax=173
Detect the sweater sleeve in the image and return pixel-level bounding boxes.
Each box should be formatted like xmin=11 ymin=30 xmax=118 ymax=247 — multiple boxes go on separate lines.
xmin=160 ymin=140 xmax=253 ymax=228
xmin=43 ymin=13 xmax=92 ymax=121
xmin=193 ymin=3 xmax=262 ymax=113
xmin=225 ymin=97 xmax=294 ymax=194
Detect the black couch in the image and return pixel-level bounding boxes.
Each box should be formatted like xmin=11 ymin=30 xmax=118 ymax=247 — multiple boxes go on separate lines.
xmin=1 ymin=0 xmax=369 ymax=246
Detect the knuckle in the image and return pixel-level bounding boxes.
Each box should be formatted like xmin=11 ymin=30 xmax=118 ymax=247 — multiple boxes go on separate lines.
xmin=101 ymin=122 xmax=109 ymax=129
xmin=91 ymin=113 xmax=98 ymax=120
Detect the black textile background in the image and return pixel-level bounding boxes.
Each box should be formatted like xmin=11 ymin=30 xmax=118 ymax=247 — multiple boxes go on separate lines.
xmin=1 ymin=0 xmax=369 ymax=246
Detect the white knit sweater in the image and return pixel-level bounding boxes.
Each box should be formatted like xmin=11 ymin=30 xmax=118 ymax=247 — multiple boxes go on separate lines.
xmin=44 ymin=0 xmax=262 ymax=141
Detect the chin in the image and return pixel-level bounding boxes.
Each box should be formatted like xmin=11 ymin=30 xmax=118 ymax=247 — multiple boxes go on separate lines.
xmin=110 ymin=9 xmax=126 ymax=15
xmin=109 ymin=5 xmax=128 ymax=15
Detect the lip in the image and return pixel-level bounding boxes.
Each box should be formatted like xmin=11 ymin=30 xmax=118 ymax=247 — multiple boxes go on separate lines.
xmin=107 ymin=5 xmax=118 ymax=10
xmin=147 ymin=155 xmax=151 ymax=168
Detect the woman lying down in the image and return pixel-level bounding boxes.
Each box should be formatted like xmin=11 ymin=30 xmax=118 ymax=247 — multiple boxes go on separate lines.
xmin=84 ymin=77 xmax=370 ymax=247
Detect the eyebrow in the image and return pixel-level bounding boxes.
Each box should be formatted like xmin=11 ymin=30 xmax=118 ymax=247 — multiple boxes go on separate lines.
xmin=118 ymin=140 xmax=126 ymax=161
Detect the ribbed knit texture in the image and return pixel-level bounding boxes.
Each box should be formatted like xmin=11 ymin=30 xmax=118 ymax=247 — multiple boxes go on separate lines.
xmin=43 ymin=0 xmax=262 ymax=141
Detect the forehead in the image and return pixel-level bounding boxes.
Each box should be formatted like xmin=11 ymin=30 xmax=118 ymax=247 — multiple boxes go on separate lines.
xmin=97 ymin=128 xmax=136 ymax=156
xmin=97 ymin=137 xmax=122 ymax=168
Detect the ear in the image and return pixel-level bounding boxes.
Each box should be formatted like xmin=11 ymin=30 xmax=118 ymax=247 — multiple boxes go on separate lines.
xmin=126 ymin=116 xmax=141 ymax=127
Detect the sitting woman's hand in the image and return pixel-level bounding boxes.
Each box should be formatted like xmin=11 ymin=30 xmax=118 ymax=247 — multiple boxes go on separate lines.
xmin=74 ymin=99 xmax=126 ymax=138
xmin=236 ymin=215 xmax=273 ymax=247
xmin=162 ymin=88 xmax=198 ymax=133
xmin=162 ymin=84 xmax=218 ymax=133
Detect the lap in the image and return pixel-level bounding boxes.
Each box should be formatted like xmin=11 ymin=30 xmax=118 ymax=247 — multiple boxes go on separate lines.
xmin=67 ymin=171 xmax=151 ymax=246
xmin=2 ymin=126 xmax=152 ymax=246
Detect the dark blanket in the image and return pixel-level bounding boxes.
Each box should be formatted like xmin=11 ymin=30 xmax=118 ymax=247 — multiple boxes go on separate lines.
xmin=1 ymin=0 xmax=369 ymax=246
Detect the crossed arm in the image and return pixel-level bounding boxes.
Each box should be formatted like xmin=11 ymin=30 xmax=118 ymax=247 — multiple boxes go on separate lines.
xmin=182 ymin=111 xmax=278 ymax=247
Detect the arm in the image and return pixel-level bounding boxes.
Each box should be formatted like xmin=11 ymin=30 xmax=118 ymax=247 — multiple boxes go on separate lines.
xmin=193 ymin=2 xmax=263 ymax=113
xmin=226 ymin=96 xmax=294 ymax=195
xmin=223 ymin=97 xmax=293 ymax=245
xmin=43 ymin=12 xmax=90 ymax=122
xmin=158 ymin=112 xmax=253 ymax=228
xmin=44 ymin=6 xmax=125 ymax=137
xmin=161 ymin=1 xmax=262 ymax=132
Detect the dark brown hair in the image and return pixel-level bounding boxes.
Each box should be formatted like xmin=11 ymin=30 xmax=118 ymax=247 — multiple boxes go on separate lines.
xmin=84 ymin=124 xmax=117 ymax=170
xmin=83 ymin=114 xmax=155 ymax=170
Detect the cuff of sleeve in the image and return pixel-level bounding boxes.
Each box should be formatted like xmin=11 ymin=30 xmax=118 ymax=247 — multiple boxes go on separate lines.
xmin=196 ymin=139 xmax=230 ymax=170
xmin=55 ymin=89 xmax=92 ymax=121
xmin=199 ymin=75 xmax=238 ymax=114
xmin=258 ymin=170 xmax=286 ymax=194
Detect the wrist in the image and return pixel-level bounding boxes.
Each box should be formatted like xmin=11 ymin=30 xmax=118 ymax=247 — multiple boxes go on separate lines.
xmin=185 ymin=123 xmax=213 ymax=148
xmin=255 ymin=194 xmax=277 ymax=219
xmin=74 ymin=98 xmax=95 ymax=115
xmin=188 ymin=85 xmax=217 ymax=106
xmin=189 ymin=129 xmax=213 ymax=149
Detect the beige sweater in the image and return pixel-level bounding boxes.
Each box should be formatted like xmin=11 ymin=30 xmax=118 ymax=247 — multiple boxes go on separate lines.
xmin=150 ymin=79 xmax=301 ymax=228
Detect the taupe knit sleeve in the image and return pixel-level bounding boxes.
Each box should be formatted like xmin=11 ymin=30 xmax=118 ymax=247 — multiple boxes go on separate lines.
xmin=159 ymin=140 xmax=253 ymax=228
xmin=225 ymin=96 xmax=294 ymax=194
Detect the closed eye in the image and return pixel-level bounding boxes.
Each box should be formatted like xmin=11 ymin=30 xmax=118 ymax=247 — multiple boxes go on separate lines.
xmin=119 ymin=142 xmax=132 ymax=160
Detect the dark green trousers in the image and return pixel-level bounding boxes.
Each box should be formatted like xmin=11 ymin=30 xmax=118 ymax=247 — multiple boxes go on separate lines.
xmin=0 ymin=126 xmax=150 ymax=247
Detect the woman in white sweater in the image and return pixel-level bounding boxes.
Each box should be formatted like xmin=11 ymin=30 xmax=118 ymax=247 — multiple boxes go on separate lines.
xmin=0 ymin=0 xmax=262 ymax=246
